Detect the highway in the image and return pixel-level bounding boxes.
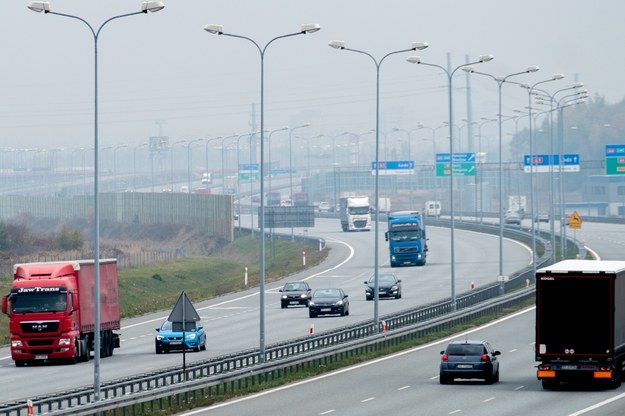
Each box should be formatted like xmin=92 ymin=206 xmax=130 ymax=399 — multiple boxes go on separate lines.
xmin=0 ymin=217 xmax=531 ymax=404
xmin=171 ymin=219 xmax=625 ymax=416
xmin=179 ymin=309 xmax=625 ymax=416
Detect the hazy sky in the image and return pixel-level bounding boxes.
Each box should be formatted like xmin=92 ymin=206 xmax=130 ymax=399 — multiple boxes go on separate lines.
xmin=1 ymin=0 xmax=623 ymax=153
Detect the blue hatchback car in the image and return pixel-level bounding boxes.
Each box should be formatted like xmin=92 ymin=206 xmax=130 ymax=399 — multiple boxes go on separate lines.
xmin=155 ymin=320 xmax=206 ymax=354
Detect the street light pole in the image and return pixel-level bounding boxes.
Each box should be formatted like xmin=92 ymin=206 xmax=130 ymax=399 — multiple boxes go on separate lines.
xmin=289 ymin=123 xmax=311 ymax=241
xmin=533 ymin=83 xmax=585 ymax=261
xmin=113 ymin=144 xmax=128 ymax=191
xmin=204 ymin=136 xmax=223 ymax=185
xmin=187 ymin=138 xmax=205 ymax=192
xmin=462 ymin=66 xmax=539 ymax=281
xmin=418 ymin=123 xmax=447 ymax=206
xmin=476 ymin=117 xmax=498 ymax=223
xmin=407 ymin=52 xmax=494 ymax=309
xmin=27 ymin=0 xmax=164 ymax=400
xmin=170 ymin=140 xmax=186 ymax=190
xmin=204 ymin=22 xmax=320 ymax=362
xmin=329 ymin=39 xmax=429 ymax=331
xmin=332 ymin=131 xmax=350 ymax=208
xmin=521 ymin=74 xmax=565 ymax=274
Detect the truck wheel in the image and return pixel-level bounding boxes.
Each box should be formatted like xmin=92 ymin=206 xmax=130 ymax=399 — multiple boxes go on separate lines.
xmin=79 ymin=337 xmax=90 ymax=362
xmin=541 ymin=380 xmax=559 ymax=390
xmin=611 ymin=369 xmax=622 ymax=389
xmin=15 ymin=360 xmax=26 ymax=367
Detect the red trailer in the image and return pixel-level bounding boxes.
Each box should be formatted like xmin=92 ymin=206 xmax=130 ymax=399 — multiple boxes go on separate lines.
xmin=2 ymin=259 xmax=120 ymax=367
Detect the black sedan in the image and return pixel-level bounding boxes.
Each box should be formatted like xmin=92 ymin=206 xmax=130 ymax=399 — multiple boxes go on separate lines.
xmin=364 ymin=273 xmax=402 ymax=300
xmin=279 ymin=281 xmax=311 ymax=308
xmin=308 ymin=288 xmax=349 ymax=318
xmin=439 ymin=340 xmax=501 ymax=384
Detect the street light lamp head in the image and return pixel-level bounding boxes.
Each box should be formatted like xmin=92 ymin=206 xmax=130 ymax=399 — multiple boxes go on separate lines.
xmin=478 ymin=54 xmax=494 ymax=62
xmin=461 ymin=66 xmax=475 ymax=73
xmin=328 ymin=40 xmax=345 ymax=49
xmin=204 ymin=24 xmax=224 ymax=34
xmin=141 ymin=1 xmax=165 ymax=13
xmin=573 ymin=82 xmax=584 ymax=88
xmin=412 ymin=41 xmax=429 ymax=50
xmin=406 ymin=56 xmax=421 ymax=64
xmin=526 ymin=65 xmax=540 ymax=73
xmin=552 ymin=73 xmax=565 ymax=80
xmin=301 ymin=23 xmax=321 ymax=33
xmin=27 ymin=1 xmax=50 ymax=12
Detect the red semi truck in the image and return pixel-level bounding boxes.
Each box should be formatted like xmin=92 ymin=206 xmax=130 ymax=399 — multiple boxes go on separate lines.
xmin=2 ymin=259 xmax=120 ymax=367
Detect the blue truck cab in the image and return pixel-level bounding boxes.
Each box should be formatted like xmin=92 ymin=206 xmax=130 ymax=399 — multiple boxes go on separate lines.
xmin=385 ymin=211 xmax=428 ymax=267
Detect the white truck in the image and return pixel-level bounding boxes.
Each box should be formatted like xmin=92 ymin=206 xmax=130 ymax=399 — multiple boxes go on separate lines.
xmin=424 ymin=200 xmax=441 ymax=217
xmin=339 ymin=196 xmax=371 ymax=232
xmin=377 ymin=197 xmax=391 ymax=213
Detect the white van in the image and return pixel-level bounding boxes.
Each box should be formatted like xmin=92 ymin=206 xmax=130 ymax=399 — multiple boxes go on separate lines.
xmin=425 ymin=200 xmax=441 ymax=217
xmin=201 ymin=172 xmax=211 ymax=185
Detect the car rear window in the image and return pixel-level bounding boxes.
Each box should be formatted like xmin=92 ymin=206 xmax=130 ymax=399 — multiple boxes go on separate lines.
xmin=446 ymin=344 xmax=485 ymax=355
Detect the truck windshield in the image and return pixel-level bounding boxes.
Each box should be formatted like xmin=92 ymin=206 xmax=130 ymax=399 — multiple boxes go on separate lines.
xmin=349 ymin=206 xmax=369 ymax=215
xmin=389 ymin=230 xmax=422 ymax=241
xmin=11 ymin=293 xmax=67 ymax=314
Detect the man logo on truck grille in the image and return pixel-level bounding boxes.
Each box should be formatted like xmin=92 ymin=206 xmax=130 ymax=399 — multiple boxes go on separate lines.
xmin=32 ymin=323 xmax=48 ymax=331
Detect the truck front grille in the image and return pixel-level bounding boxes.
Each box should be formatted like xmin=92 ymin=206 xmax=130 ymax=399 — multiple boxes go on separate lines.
xmin=20 ymin=320 xmax=60 ymax=334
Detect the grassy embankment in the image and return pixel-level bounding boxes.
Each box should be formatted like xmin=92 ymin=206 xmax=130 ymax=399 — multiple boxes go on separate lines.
xmin=0 ymin=233 xmax=328 ymax=346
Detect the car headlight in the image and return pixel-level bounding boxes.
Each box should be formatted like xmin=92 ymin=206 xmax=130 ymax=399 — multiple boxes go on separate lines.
xmin=281 ymin=295 xmax=288 ymax=300
xmin=11 ymin=340 xmax=23 ymax=348
xmin=336 ymin=300 xmax=344 ymax=305
xmin=391 ymin=285 xmax=398 ymax=291
xmin=186 ymin=333 xmax=197 ymax=340
xmin=58 ymin=337 xmax=71 ymax=346
xmin=300 ymin=294 xmax=308 ymax=299
xmin=309 ymin=301 xmax=315 ymax=306
xmin=156 ymin=335 xmax=164 ymax=341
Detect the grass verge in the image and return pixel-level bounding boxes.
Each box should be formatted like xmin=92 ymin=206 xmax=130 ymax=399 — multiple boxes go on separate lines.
xmin=0 ymin=233 xmax=328 ymax=346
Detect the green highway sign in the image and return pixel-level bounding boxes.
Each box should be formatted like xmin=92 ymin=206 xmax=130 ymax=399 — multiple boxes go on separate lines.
xmin=435 ymin=153 xmax=476 ymax=177
xmin=606 ymin=145 xmax=625 ymax=175
xmin=238 ymin=172 xmax=260 ymax=180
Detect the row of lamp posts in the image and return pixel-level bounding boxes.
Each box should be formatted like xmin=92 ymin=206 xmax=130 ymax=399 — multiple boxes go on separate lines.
xmin=26 ymin=0 xmax=588 ymax=401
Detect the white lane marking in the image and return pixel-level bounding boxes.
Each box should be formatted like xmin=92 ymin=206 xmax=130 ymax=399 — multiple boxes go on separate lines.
xmin=483 ymin=397 xmax=495 ymax=402
xmin=568 ymin=391 xmax=625 ymax=415
xmin=361 ymin=397 xmax=375 ymax=402
xmin=121 ymin=237 xmax=355 ymax=330
xmin=177 ymin=307 xmax=536 ymax=415
xmin=320 ymin=410 xmax=336 ymax=415
xmin=398 ymin=385 xmax=410 ymax=390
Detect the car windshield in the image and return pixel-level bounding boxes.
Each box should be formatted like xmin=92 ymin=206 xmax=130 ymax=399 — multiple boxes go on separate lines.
xmin=446 ymin=344 xmax=486 ymax=356
xmin=369 ymin=274 xmax=396 ymax=283
xmin=161 ymin=320 xmax=197 ymax=332
xmin=314 ymin=289 xmax=340 ymax=298
xmin=284 ymin=283 xmax=306 ymax=291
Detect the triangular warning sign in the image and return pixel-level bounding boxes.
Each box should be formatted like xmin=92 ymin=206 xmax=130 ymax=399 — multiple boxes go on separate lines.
xmin=568 ymin=210 xmax=582 ymax=229
xmin=167 ymin=291 xmax=201 ymax=323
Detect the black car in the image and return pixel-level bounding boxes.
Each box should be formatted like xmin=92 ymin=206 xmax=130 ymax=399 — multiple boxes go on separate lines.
xmin=279 ymin=281 xmax=312 ymax=308
xmin=364 ymin=273 xmax=402 ymax=300
xmin=308 ymin=288 xmax=349 ymax=318
xmin=439 ymin=340 xmax=501 ymax=384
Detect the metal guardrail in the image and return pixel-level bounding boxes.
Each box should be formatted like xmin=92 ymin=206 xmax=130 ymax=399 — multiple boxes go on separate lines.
xmin=0 ymin=223 xmax=556 ymax=416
